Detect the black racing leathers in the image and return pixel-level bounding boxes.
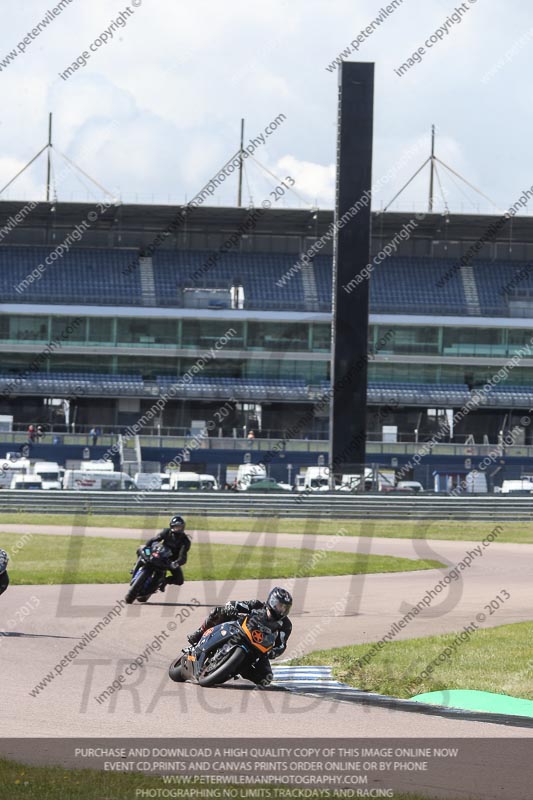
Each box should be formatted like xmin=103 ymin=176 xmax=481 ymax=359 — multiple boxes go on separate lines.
xmin=140 ymin=528 xmax=191 ymax=586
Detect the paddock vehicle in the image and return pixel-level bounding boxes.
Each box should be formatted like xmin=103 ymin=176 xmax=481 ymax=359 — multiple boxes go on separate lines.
xmin=0 ymin=456 xmax=31 ymax=489
xmin=125 ymin=541 xmax=176 ymax=604
xmin=169 ymin=471 xmax=218 ymax=491
xmin=244 ymin=477 xmax=291 ymax=492
xmin=10 ymin=475 xmax=43 ymax=490
xmin=32 ymin=461 xmax=61 ymax=490
xmin=63 ymin=470 xmax=136 ymax=491
xmin=496 ymin=479 xmax=533 ymax=495
xmin=168 ymin=609 xmax=278 ymax=687
xmin=236 ymin=463 xmax=266 ymax=491
xmin=134 ymin=472 xmax=171 ymax=491
xmin=80 ymin=460 xmax=115 ymax=472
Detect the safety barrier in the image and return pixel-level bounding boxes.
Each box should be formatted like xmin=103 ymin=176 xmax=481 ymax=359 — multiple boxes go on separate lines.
xmin=0 ymin=491 xmax=531 ymax=520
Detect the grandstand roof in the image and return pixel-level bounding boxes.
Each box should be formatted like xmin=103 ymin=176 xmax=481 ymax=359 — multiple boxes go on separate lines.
xmin=1 ymin=201 xmax=533 ymax=243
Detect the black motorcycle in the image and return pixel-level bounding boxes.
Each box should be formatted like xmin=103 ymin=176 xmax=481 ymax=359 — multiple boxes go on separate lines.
xmin=168 ymin=610 xmax=278 ymax=687
xmin=125 ymin=542 xmax=175 ymax=604
xmin=0 ymin=549 xmax=9 ymax=597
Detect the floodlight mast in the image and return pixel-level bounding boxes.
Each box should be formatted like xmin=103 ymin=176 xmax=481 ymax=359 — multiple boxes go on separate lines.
xmin=238 ymin=118 xmax=244 ymax=207
xmin=46 ymin=112 xmax=53 ymax=203
xmin=428 ymin=123 xmax=435 ymax=212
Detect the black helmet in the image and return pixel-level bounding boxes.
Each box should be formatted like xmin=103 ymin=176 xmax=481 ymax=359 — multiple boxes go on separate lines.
xmin=169 ymin=515 xmax=185 ymax=533
xmin=266 ymin=587 xmax=292 ymax=620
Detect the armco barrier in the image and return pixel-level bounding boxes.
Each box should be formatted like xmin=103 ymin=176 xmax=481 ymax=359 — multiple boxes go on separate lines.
xmin=0 ymin=491 xmax=532 ymax=520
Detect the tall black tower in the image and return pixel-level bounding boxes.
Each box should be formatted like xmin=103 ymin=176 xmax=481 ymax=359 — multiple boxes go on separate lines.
xmin=329 ymin=62 xmax=374 ymax=478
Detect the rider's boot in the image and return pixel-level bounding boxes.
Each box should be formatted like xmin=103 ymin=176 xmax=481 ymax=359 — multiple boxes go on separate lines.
xmin=187 ymin=626 xmax=204 ymax=646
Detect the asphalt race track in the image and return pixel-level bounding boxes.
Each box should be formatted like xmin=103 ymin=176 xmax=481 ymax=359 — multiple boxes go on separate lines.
xmin=2 ymin=524 xmax=533 ymax=798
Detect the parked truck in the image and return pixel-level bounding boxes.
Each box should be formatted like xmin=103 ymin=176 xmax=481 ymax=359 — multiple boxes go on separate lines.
xmin=32 ymin=461 xmax=62 ymax=490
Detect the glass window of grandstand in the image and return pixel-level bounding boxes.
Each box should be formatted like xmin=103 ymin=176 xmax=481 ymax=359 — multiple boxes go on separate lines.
xmin=182 ymin=320 xmax=244 ymax=349
xmin=183 ymin=358 xmax=243 ymax=378
xmin=51 ymin=316 xmax=87 ymax=342
xmin=3 ymin=315 xmax=49 ymax=342
xmin=246 ymin=359 xmax=325 ymax=383
xmin=442 ymin=327 xmax=505 ymax=357
xmin=369 ymin=363 xmax=440 ymax=384
xmin=116 ymin=357 xmax=179 ymax=380
xmin=247 ymin=322 xmax=308 ymax=351
xmin=87 ymin=317 xmax=113 ymax=343
xmin=47 ymin=355 xmax=111 ymax=374
xmin=116 ymin=318 xmax=177 ymax=346
xmin=508 ymin=329 xmax=533 ymax=358
xmin=311 ymin=324 xmax=330 ymax=351
xmin=374 ymin=326 xmax=439 ymax=355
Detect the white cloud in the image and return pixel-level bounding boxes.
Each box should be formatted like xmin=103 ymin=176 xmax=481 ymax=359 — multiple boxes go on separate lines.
xmin=0 ymin=0 xmax=530 ymax=210
xmin=276 ymin=155 xmax=335 ymax=206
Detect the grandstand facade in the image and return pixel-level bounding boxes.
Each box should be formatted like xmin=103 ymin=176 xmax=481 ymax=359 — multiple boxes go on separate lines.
xmin=1 ymin=200 xmax=533 ymax=486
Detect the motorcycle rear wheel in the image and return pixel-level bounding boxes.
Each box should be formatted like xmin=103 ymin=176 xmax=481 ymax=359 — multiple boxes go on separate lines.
xmin=198 ymin=647 xmax=246 ymax=687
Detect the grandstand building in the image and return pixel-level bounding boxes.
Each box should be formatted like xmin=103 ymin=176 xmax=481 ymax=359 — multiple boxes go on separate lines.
xmin=1 ymin=200 xmax=533 ymax=487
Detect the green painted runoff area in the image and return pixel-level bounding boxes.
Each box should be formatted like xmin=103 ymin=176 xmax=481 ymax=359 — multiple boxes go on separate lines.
xmin=411 ymin=689 xmax=533 ymax=718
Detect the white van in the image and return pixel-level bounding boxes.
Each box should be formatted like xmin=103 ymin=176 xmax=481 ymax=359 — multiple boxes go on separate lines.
xmin=32 ymin=461 xmax=61 ymax=490
xmin=396 ymin=480 xmax=424 ymax=493
xmin=199 ymin=474 xmax=218 ymax=491
xmin=236 ymin=463 xmax=267 ymax=491
xmin=134 ymin=473 xmax=171 ymax=491
xmin=80 ymin=460 xmax=114 ymax=472
xmin=169 ymin=471 xmax=218 ymax=491
xmin=63 ymin=470 xmax=136 ymax=491
xmin=0 ymin=457 xmax=30 ymax=489
xmin=302 ymin=466 xmax=330 ymax=492
xmin=498 ymin=479 xmax=533 ymax=495
xmin=10 ymin=474 xmax=43 ymax=490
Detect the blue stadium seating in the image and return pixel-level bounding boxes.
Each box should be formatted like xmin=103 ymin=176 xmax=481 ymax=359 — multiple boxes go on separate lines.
xmin=152 ymin=250 xmax=305 ymax=309
xmin=472 ymin=261 xmax=533 ymax=316
xmin=156 ymin=375 xmax=309 ymax=400
xmin=0 ymin=371 xmax=146 ymax=395
xmin=1 ymin=366 xmax=532 ymax=408
xmin=0 ymin=246 xmax=140 ymax=305
xmin=1 ymin=244 xmax=532 ymax=317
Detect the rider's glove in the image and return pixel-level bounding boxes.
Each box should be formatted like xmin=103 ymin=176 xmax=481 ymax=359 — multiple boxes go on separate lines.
xmin=170 ymin=559 xmax=183 ymax=569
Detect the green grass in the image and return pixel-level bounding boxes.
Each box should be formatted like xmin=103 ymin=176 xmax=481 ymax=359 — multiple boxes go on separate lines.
xmin=0 ymin=532 xmax=442 ymax=585
xmin=290 ymin=621 xmax=533 ymax=701
xmin=0 ymin=512 xmax=531 ymax=543
xmin=0 ymin=759 xmax=462 ymax=800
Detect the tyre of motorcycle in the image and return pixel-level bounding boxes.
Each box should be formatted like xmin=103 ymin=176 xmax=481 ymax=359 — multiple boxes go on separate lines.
xmin=125 ymin=567 xmax=155 ymax=604
xmin=197 ymin=646 xmax=247 ymax=687
xmin=169 ymin=653 xmax=189 ymax=683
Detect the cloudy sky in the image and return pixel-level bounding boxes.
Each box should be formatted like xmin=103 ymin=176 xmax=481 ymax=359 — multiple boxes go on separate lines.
xmin=0 ymin=0 xmax=531 ymax=214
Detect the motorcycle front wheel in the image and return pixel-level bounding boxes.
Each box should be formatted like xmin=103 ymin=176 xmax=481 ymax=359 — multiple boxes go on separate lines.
xmin=198 ymin=647 xmax=246 ymax=687
xmin=125 ymin=568 xmax=152 ymax=604
xmin=169 ymin=655 xmax=187 ymax=682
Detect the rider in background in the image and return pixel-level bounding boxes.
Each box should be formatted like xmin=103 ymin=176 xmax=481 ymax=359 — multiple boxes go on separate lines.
xmin=0 ymin=549 xmax=9 ymax=597
xmin=136 ymin=515 xmax=191 ymax=591
xmin=187 ymin=587 xmax=293 ymax=685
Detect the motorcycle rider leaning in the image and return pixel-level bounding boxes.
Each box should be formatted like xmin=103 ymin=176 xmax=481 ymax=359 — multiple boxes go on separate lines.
xmin=137 ymin=515 xmax=191 ymax=591
xmin=0 ymin=548 xmax=9 ymax=597
xmin=187 ymin=587 xmax=293 ymax=686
